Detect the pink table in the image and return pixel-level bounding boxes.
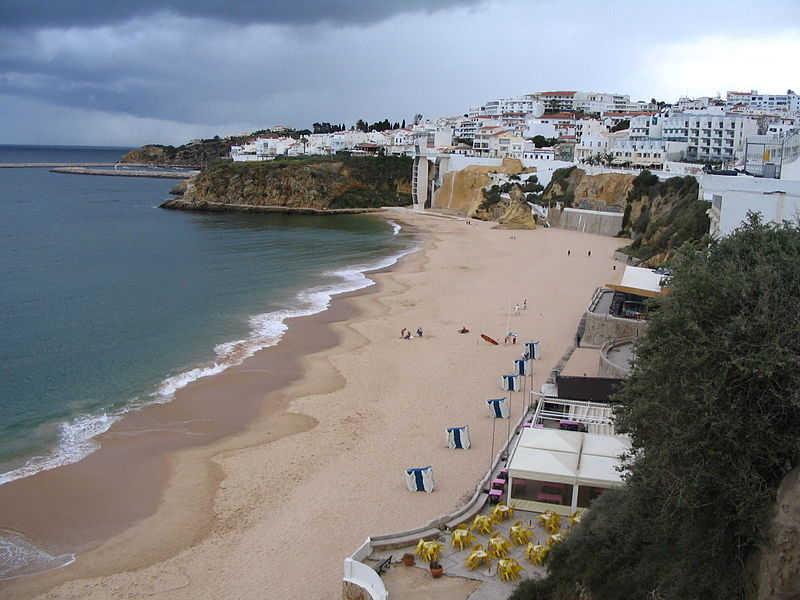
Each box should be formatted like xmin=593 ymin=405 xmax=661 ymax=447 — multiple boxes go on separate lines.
xmin=491 ymin=478 xmax=506 ymax=490
xmin=536 ymin=492 xmax=563 ymax=504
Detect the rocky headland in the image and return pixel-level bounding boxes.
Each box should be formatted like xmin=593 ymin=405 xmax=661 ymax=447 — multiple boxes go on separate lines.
xmin=160 ymin=155 xmax=413 ymax=214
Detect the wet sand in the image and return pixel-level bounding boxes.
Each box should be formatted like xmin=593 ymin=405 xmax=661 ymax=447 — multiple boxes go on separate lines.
xmin=1 ymin=210 xmax=624 ymax=599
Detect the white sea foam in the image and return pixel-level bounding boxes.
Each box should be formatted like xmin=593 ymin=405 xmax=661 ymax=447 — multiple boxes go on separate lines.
xmin=0 ymin=239 xmax=419 ymax=489
xmin=0 ymin=413 xmax=121 ymax=486
xmin=0 ymin=529 xmax=75 ymax=580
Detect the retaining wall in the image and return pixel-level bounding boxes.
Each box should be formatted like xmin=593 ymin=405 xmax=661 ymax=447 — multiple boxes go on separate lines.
xmin=583 ymin=309 xmax=648 ymax=347
xmin=599 ymin=338 xmax=636 ymax=378
xmin=551 ymin=207 xmax=623 ymax=236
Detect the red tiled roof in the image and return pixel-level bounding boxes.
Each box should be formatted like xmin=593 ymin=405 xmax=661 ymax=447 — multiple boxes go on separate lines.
xmin=539 ymin=91 xmax=577 ymax=96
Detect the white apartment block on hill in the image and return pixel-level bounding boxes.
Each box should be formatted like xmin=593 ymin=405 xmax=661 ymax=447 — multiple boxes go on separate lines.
xmin=663 ymin=113 xmax=758 ymax=163
xmin=468 ymin=95 xmax=545 ymax=119
xmin=629 ymin=114 xmax=664 ymax=139
xmin=726 ymin=90 xmax=800 ymax=114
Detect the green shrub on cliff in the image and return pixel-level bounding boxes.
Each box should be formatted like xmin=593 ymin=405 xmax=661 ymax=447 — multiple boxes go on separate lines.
xmin=510 ymin=215 xmax=800 ymax=600
xmin=618 ymin=171 xmax=708 ymax=266
xmin=186 ymin=155 xmax=412 ymax=209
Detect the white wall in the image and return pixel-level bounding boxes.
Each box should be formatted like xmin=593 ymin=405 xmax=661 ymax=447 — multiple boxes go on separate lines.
xmin=701 ymin=175 xmax=800 ymax=236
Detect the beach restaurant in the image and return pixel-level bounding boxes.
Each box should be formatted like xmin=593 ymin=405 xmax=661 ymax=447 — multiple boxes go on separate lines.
xmin=506 ymin=426 xmax=631 ymax=516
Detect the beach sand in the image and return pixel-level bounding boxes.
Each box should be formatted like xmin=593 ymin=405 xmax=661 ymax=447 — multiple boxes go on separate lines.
xmin=1 ymin=210 xmax=623 ymax=599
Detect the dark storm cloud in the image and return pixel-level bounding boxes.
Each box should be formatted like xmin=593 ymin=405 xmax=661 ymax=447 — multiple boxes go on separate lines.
xmin=0 ymin=0 xmax=483 ymax=29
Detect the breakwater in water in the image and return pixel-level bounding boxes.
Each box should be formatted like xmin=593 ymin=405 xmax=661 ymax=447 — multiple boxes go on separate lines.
xmin=0 ymin=163 xmax=122 ymax=168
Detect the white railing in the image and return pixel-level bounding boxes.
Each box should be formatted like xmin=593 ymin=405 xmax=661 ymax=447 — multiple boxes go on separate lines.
xmin=343 ymin=550 xmax=388 ymax=600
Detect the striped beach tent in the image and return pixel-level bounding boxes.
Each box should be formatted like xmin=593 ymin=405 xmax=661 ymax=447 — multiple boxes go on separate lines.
xmin=514 ymin=358 xmax=532 ymax=376
xmin=405 ymin=466 xmax=435 ymax=492
xmin=524 ymin=341 xmax=541 ymax=360
xmin=446 ymin=426 xmax=471 ymax=449
xmin=486 ymin=397 xmax=510 ymax=418
xmin=502 ymin=374 xmax=521 ymax=392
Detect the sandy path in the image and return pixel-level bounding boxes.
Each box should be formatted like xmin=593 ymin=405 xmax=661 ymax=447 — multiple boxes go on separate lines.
xmin=4 ymin=210 xmax=622 ymax=599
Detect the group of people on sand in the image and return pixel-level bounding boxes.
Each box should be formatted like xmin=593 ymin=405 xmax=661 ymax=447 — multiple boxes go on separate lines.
xmin=400 ymin=327 xmax=423 ymax=339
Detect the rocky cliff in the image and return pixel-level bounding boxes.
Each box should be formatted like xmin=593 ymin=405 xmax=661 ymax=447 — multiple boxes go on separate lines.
xmin=540 ymin=167 xmax=708 ymax=266
xmin=541 ymin=166 xmax=635 ymax=210
xmin=122 ymin=138 xmax=242 ymax=167
xmin=162 ymin=155 xmax=412 ymax=212
xmin=618 ymin=171 xmax=708 ymax=265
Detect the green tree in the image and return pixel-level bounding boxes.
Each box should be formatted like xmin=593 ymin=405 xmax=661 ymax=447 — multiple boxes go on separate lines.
xmin=610 ymin=119 xmax=630 ymax=132
xmin=512 ymin=214 xmax=800 ymax=600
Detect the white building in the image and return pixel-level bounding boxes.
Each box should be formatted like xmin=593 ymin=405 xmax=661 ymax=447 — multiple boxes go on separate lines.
xmin=703 ymin=175 xmax=800 ymax=237
xmin=726 ymin=90 xmax=800 ymax=114
xmin=468 ymin=95 xmax=545 ymax=118
xmin=608 ymin=139 xmax=688 ymax=169
xmin=662 ymin=113 xmax=758 ymax=163
xmin=629 ymin=114 xmax=664 ymax=140
xmin=535 ymin=91 xmax=578 ymax=112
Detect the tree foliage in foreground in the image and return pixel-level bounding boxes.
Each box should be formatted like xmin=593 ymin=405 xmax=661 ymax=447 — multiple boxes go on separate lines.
xmin=510 ymin=215 xmax=800 ymax=600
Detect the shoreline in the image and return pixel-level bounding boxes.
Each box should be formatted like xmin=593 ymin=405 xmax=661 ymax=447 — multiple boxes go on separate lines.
xmin=1 ymin=210 xmax=624 ymax=599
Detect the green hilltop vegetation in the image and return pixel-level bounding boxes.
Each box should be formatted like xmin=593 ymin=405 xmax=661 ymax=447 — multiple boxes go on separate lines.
xmin=511 ymin=215 xmax=800 ymax=600
xmin=173 ymin=154 xmax=413 ymax=210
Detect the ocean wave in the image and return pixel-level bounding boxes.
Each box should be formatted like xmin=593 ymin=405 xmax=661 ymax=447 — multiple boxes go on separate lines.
xmin=0 ymin=413 xmax=121 ymax=486
xmin=0 ymin=238 xmax=419 ymax=488
xmin=0 ymin=529 xmax=75 ymax=580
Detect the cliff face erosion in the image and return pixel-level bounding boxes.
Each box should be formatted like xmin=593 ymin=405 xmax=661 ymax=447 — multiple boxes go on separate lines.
xmin=541 ymin=167 xmax=708 ymax=266
xmin=162 ymin=155 xmax=413 ymax=212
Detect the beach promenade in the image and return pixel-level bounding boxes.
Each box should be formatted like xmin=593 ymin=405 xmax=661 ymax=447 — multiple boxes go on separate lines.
xmin=2 ymin=209 xmax=623 ymax=600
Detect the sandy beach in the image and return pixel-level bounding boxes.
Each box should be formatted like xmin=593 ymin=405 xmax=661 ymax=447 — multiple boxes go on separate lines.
xmin=1 ymin=210 xmax=623 ymax=599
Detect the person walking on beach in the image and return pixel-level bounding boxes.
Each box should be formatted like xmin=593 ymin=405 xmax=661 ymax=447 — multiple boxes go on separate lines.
xmin=588 ymin=250 xmax=591 ymax=257
xmin=567 ymin=249 xmax=571 ymax=256
xmin=416 ymin=326 xmax=423 ymax=337
xmin=523 ymin=299 xmax=527 ymax=310
xmin=514 ymin=304 xmax=520 ymax=315
xmin=400 ymin=328 xmax=407 ymax=339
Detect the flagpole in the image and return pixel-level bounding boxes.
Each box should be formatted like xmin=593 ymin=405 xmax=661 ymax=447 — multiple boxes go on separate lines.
xmin=490 ymin=416 xmax=497 ymax=473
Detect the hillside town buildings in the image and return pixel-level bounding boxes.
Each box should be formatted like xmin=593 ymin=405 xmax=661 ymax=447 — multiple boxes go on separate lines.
xmin=228 ymin=88 xmax=799 ymax=183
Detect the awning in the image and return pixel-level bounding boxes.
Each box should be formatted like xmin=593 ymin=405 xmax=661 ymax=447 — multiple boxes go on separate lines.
xmin=606 ymin=265 xmax=668 ymax=298
xmin=581 ymin=434 xmax=631 ymax=458
xmin=577 ymin=454 xmax=623 ymax=487
xmin=509 ymin=448 xmax=579 ymax=484
xmin=517 ymin=428 xmax=584 ymax=454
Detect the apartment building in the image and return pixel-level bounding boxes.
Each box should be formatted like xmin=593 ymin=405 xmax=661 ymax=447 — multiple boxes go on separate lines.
xmin=467 ymin=95 xmax=545 ymax=119
xmin=629 ymin=114 xmax=663 ymax=139
xmin=578 ymin=92 xmax=632 ymax=114
xmin=609 ymin=139 xmax=688 ymax=168
xmin=662 ymin=113 xmax=758 ymax=162
xmin=472 ymin=125 xmax=507 ymax=157
xmin=536 ymin=91 xmax=577 ymax=112
xmin=726 ymin=90 xmax=800 ymax=113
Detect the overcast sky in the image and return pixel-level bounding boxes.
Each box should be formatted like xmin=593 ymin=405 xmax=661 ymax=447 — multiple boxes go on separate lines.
xmin=1 ymin=0 xmax=798 ymax=147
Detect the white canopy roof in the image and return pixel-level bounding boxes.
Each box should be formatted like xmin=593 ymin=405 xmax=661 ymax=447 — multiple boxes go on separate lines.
xmin=577 ymin=454 xmax=624 ymax=487
xmin=508 ymin=448 xmax=579 ymax=485
xmin=517 ymin=428 xmax=583 ymax=454
xmin=607 ymin=265 xmax=667 ymax=298
xmin=509 ymin=429 xmax=630 ymax=490
xmin=581 ymin=434 xmax=631 ymax=459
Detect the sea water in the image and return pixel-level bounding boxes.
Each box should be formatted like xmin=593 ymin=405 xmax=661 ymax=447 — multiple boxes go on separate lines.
xmin=0 ymin=146 xmax=416 ymax=577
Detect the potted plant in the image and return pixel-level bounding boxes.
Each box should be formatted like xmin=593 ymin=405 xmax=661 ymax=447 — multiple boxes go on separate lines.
xmin=429 ymin=559 xmax=443 ymax=578
xmin=401 ymin=553 xmax=415 ymax=567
